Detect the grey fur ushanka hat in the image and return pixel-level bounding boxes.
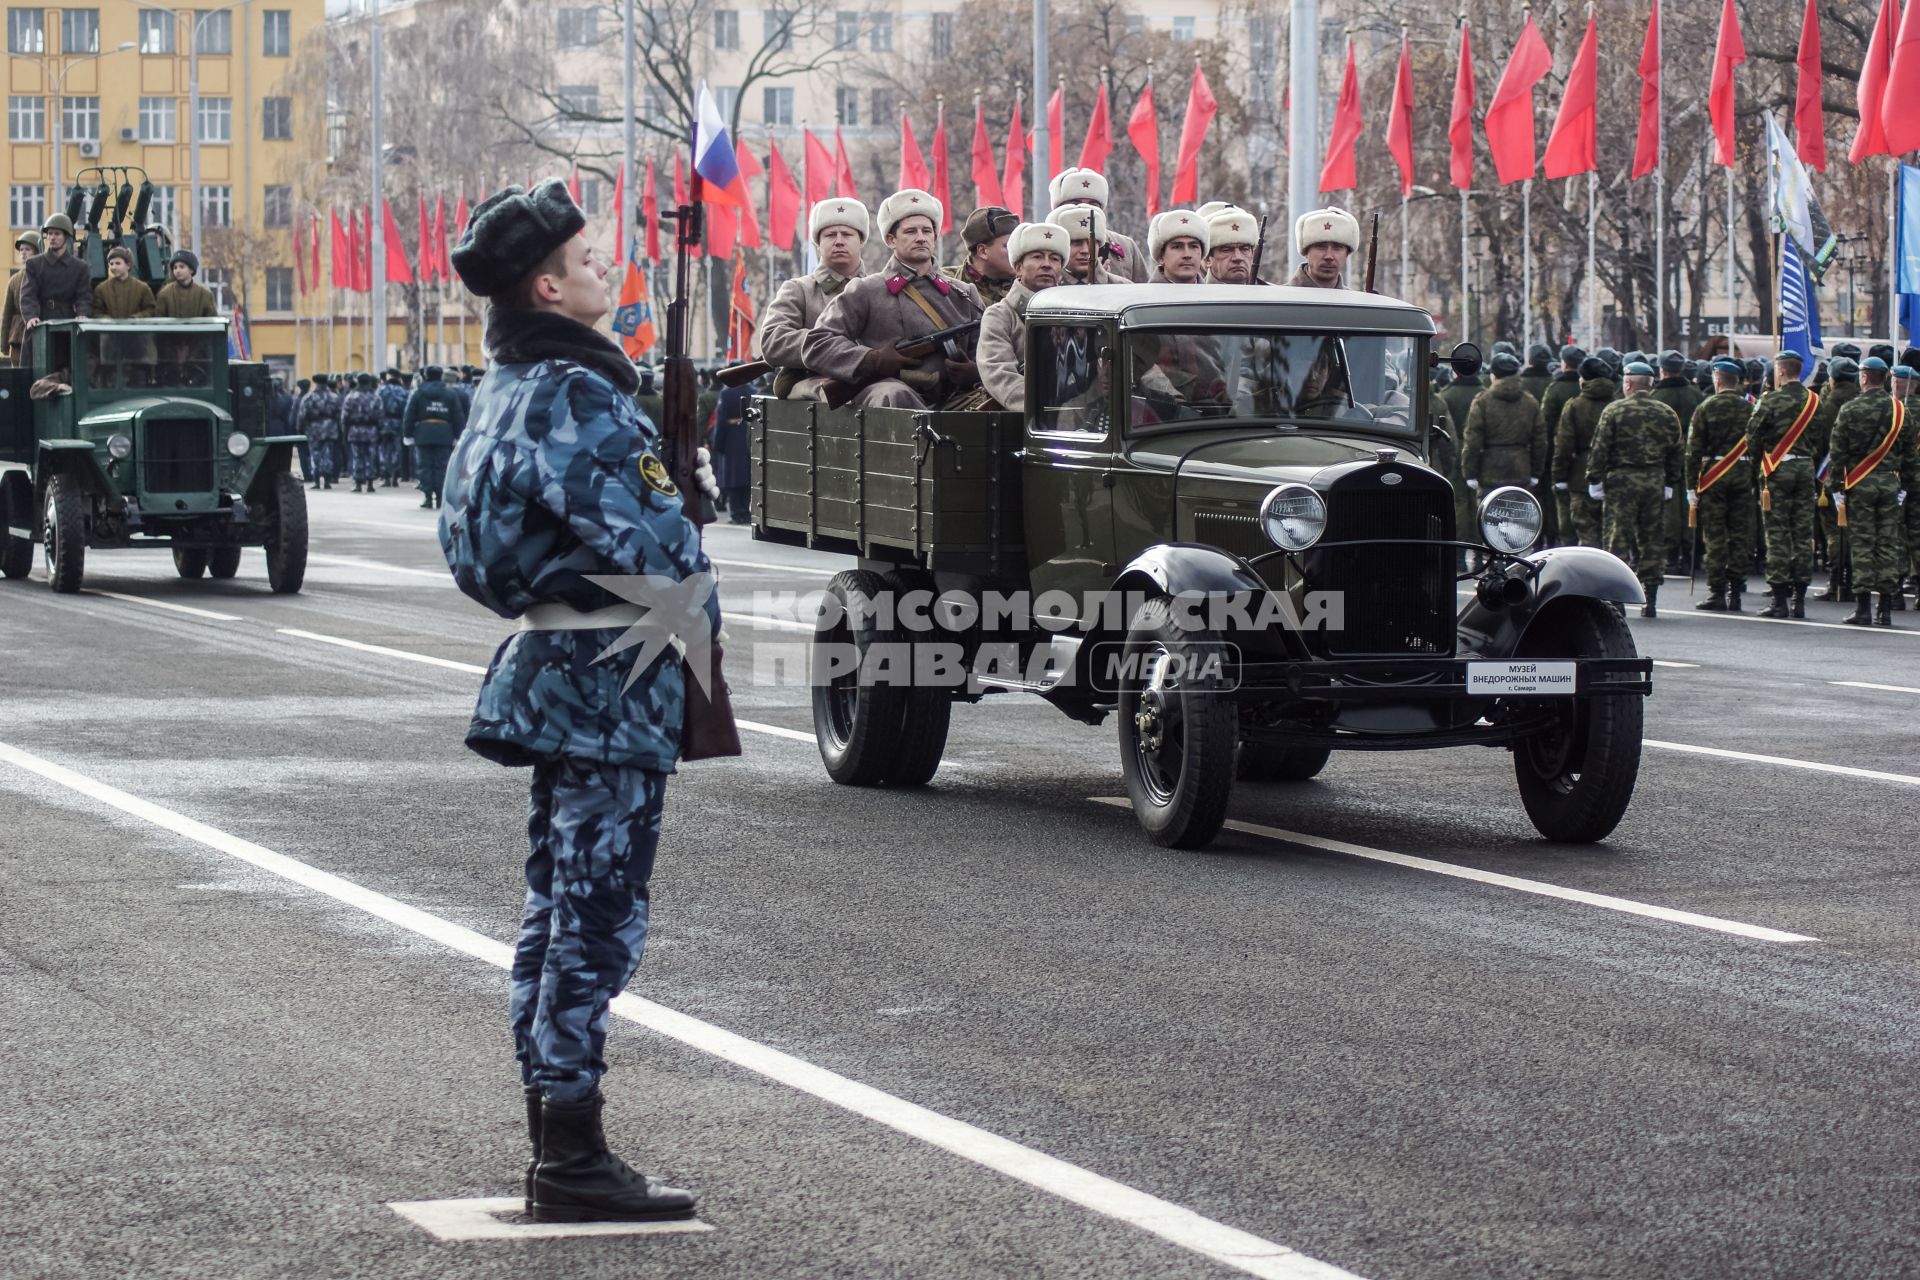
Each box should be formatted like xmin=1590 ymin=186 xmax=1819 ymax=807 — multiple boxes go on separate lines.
xmin=450 ymin=179 xmax=586 ymax=299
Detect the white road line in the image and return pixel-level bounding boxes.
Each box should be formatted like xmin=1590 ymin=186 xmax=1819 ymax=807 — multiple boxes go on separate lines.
xmin=1665 ymin=610 xmax=1920 ymax=637
xmin=0 ymin=740 xmax=1363 ymax=1280
xmin=1831 ymin=680 xmax=1920 ymax=695
xmin=388 ymin=1197 xmax=713 ymax=1242
xmin=732 ymin=612 xmax=816 ymax=633
xmin=1650 ymin=659 xmax=1698 ymax=668
xmin=735 ymin=717 xmax=820 ymax=744
xmin=1645 ymin=740 xmax=1920 ymax=786
xmin=85 ymin=590 xmax=243 ymax=621
xmin=321 ymin=516 xmax=439 ymax=535
xmin=306 ymin=552 xmax=455 ymax=581
xmin=1089 ymin=799 xmax=1815 ymax=945
xmin=277 ymin=628 xmax=489 ymax=675
xmin=711 ymin=555 xmax=840 ymax=575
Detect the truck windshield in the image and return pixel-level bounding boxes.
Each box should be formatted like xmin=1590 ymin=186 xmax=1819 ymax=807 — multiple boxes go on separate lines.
xmin=1124 ymin=330 xmax=1422 ymax=435
xmin=84 ymin=330 xmax=223 ymax=390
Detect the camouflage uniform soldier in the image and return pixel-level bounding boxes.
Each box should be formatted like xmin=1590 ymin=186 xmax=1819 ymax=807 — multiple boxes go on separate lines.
xmin=378 ymin=369 xmax=410 ymax=486
xmin=1587 ymin=361 xmax=1683 ymax=616
xmin=1684 ymin=359 xmax=1757 ymax=611
xmin=1745 ymin=351 xmax=1823 ymax=619
xmin=1440 ymin=347 xmax=1488 ymax=553
xmin=444 ymin=179 xmax=707 ymax=1224
xmin=1536 ymin=345 xmax=1584 ymax=544
xmin=1649 ymin=350 xmax=1706 ymax=571
xmin=296 ymin=374 xmax=341 ymax=488
xmin=1552 ymin=357 xmax=1619 ymax=547
xmin=1814 ymin=350 xmax=1861 ymax=600
xmin=1831 ymin=357 xmax=1919 ymax=625
xmin=1897 ymin=361 xmax=1920 ymax=605
xmin=1461 ymin=350 xmax=1545 ymax=501
xmin=341 ymin=373 xmax=384 ymax=492
xmin=943 ymin=205 xmax=1018 ymax=307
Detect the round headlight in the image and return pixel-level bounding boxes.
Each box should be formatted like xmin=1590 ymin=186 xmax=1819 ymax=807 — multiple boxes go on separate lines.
xmin=106 ymin=433 xmax=132 ymax=460
xmin=226 ymin=431 xmax=251 ymax=458
xmin=1479 ymin=485 xmax=1544 ymax=554
xmin=1259 ymin=483 xmax=1327 ymax=552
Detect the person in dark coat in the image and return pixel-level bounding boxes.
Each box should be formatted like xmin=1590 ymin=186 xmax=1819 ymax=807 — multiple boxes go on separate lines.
xmin=708 ymin=379 xmax=754 ymax=523
xmin=402 ymin=365 xmax=468 ymax=508
xmin=20 ymin=214 xmax=93 ymax=328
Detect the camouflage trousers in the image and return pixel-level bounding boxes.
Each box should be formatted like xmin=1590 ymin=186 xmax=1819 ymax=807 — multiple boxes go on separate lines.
xmin=1843 ymin=479 xmax=1904 ymax=594
xmin=1602 ymin=469 xmax=1667 ymax=591
xmin=512 ymin=758 xmax=665 ymax=1102
xmin=1818 ymin=483 xmax=1843 ymax=578
xmin=1760 ymin=460 xmax=1816 ymax=586
xmin=1558 ymin=486 xmax=1604 ymax=548
xmin=310 ymin=439 xmax=340 ymax=480
xmin=1694 ymin=471 xmax=1755 ymax=592
xmin=348 ymin=438 xmax=378 ymax=485
xmin=377 ymin=430 xmax=404 ymax=479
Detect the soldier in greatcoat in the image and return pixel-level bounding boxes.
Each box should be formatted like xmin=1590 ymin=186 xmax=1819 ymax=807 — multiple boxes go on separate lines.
xmin=761 ymin=198 xmax=869 ymax=400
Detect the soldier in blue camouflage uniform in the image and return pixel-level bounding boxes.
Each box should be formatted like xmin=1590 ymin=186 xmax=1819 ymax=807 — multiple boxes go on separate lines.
xmin=296 ymin=373 xmax=340 ymax=489
xmin=404 ymin=365 xmax=468 ymax=510
xmin=341 ymin=372 xmax=385 ymax=492
xmin=443 ymin=180 xmax=710 ymax=1224
xmin=377 ymin=368 xmax=410 ymax=487
xmin=1587 ymin=361 xmax=1683 ymax=617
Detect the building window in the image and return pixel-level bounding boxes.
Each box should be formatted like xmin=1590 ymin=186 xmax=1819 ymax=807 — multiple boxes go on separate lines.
xmin=7 ymin=8 xmax=43 ymax=54
xmin=834 ymin=10 xmax=857 ymax=48
xmin=194 ymin=10 xmax=232 ymax=55
xmin=763 ymin=86 xmax=793 ymax=126
xmin=556 ymin=84 xmax=598 ymax=118
xmin=262 ymin=9 xmax=289 ymax=56
xmin=262 ymin=184 xmax=291 ymax=228
xmin=556 ymin=7 xmax=596 ymax=47
xmin=579 ymin=177 xmax=603 ymax=216
xmin=149 ymin=184 xmax=176 ymax=232
xmin=139 ymin=10 xmax=175 ymax=53
xmin=199 ymin=185 xmax=231 ymax=229
xmin=870 ymin=89 xmax=893 ymax=126
xmin=261 ymin=96 xmax=291 ymax=140
xmin=762 ymin=8 xmax=792 ymax=51
xmin=265 ymin=266 xmax=293 ymax=312
xmin=714 ymin=86 xmax=738 ymax=124
xmin=1171 ymin=15 xmax=1194 ymax=42
xmin=713 ymin=8 xmax=738 ymax=49
xmin=201 ymin=267 xmax=229 ymax=307
xmin=9 ymin=184 xmax=45 ymax=230
xmin=834 ymin=87 xmax=858 ymax=127
xmin=138 ymin=96 xmax=175 ymax=142
xmin=868 ymin=11 xmax=891 ymax=51
xmin=641 ymin=87 xmax=665 ymax=120
xmin=1126 ymin=15 xmax=1144 ymax=35
xmin=196 ymin=97 xmax=231 ymax=143
xmin=8 ymin=95 xmax=43 ymax=142
xmin=61 ymin=7 xmax=97 ymax=53
xmin=930 ymin=12 xmax=951 ymax=58
xmin=61 ymin=96 xmax=99 ymax=143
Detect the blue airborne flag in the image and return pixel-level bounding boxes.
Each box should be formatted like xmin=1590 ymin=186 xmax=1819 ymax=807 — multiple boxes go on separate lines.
xmin=1780 ymin=238 xmax=1820 ymax=369
xmin=1899 ymin=163 xmax=1919 ymax=340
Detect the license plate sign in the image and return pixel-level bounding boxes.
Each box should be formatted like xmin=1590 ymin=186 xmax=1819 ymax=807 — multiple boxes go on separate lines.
xmin=1467 ymin=661 xmax=1576 ymax=696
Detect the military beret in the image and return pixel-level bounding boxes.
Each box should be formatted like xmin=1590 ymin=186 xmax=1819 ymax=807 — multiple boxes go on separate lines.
xmin=1527 ymin=342 xmax=1553 ymax=365
xmin=1205 ymin=208 xmax=1259 ymax=251
xmin=1007 ymin=221 xmax=1066 ymax=263
xmin=960 ymin=205 xmax=1019 ymax=248
xmin=1294 ymin=207 xmax=1359 ymax=256
xmin=105 ymin=244 xmax=133 ymax=265
xmin=1659 ymin=349 xmax=1685 ymax=373
xmin=876 ymin=188 xmax=941 ymax=237
xmin=1049 ymin=167 xmax=1109 ymax=208
xmin=1579 ymin=356 xmax=1612 ymax=380
xmin=1560 ymin=344 xmax=1586 ymax=365
xmin=1830 ymin=342 xmax=1862 ymax=360
xmin=1710 ymin=358 xmax=1746 ymax=376
xmin=1894 ymin=365 xmax=1920 ymax=380
xmin=1450 ymin=345 xmax=1483 ymax=375
xmin=1869 ymin=343 xmax=1896 ymax=364
xmin=1743 ymin=358 xmax=1766 ymax=379
xmin=1490 ymin=351 xmax=1522 ymax=377
xmin=1047 ymin=204 xmax=1106 ymax=243
xmin=808 ymin=197 xmax=869 ymax=243
xmin=1862 ymin=355 xmax=1891 ymax=372
xmin=450 ymin=180 xmax=585 ymax=299
xmin=1830 ymin=357 xmax=1859 ymax=379
xmin=1773 ymin=349 xmax=1804 ymax=369
xmin=1624 ymin=361 xmax=1656 ymax=377
xmin=170 ymin=248 xmax=199 ymax=273
xmin=1149 ymin=210 xmax=1210 ymax=259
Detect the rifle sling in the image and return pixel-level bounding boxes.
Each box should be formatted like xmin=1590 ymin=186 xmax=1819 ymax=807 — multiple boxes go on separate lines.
xmin=900 ymin=281 xmax=953 ymax=336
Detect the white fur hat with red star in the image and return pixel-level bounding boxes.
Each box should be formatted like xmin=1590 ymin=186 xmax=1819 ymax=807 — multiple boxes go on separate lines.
xmin=1205 ymin=208 xmax=1259 ymax=251
xmin=1148 ymin=210 xmax=1211 ymax=260
xmin=1045 ymin=204 xmax=1107 ymax=243
xmin=1048 ymin=167 xmax=1110 ymax=209
xmin=877 ymin=189 xmax=942 ymax=237
xmin=808 ymin=198 xmax=870 ymax=243
xmin=1008 ymin=221 xmax=1067 ymax=263
xmin=1295 ymin=207 xmax=1360 ymax=256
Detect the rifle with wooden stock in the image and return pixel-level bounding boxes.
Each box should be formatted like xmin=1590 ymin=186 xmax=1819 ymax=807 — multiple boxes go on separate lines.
xmin=714 ymin=358 xmax=773 ymax=388
xmin=819 ymin=319 xmax=981 ymax=410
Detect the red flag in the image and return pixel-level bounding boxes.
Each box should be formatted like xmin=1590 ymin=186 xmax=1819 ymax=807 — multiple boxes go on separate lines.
xmin=1880 ymin=0 xmax=1920 ymax=155
xmin=348 ymin=208 xmax=366 ymax=292
xmin=309 ymin=213 xmax=321 ymax=293
xmin=1708 ymin=0 xmax=1745 ymax=168
xmin=330 ymin=209 xmax=350 ymax=289
xmin=1485 ymin=13 xmax=1552 ymax=186
xmin=804 ymin=130 xmax=835 ymax=209
xmin=1128 ymin=78 xmax=1160 ymax=217
xmin=611 ymin=163 xmax=626 ymax=265
xmin=970 ymin=101 xmax=1003 ymax=208
xmin=382 ymin=199 xmax=415 ymax=284
xmin=642 ymin=156 xmax=661 ymax=263
xmin=727 ymin=251 xmax=755 ymax=362
xmin=930 ymin=104 xmax=952 ymax=232
xmin=833 ymin=128 xmax=857 ymax=200
xmin=1853 ymin=0 xmax=1899 ymax=162
xmin=1002 ymin=93 xmax=1025 ymax=218
xmin=568 ymin=167 xmax=582 ymax=206
xmin=1079 ymin=81 xmax=1112 ymax=174
xmin=293 ymin=218 xmax=307 ymax=295
xmin=734 ymin=139 xmax=764 ymax=248
xmin=1542 ymin=14 xmax=1598 ymax=180
xmin=900 ymin=112 xmax=931 ymax=191
xmin=768 ymin=138 xmax=801 ymax=250
xmin=1386 ymin=32 xmax=1415 ymax=197
xmin=707 ymin=202 xmax=737 ymax=259
xmin=1632 ymin=2 xmax=1660 ymax=180
xmin=1169 ymin=62 xmax=1217 ymax=206
xmin=1045 ymin=82 xmax=1064 ymax=179
xmin=453 ymin=192 xmax=469 ymax=240
xmin=1318 ymin=37 xmax=1362 ymax=194
xmin=433 ymin=194 xmax=450 ymax=280
xmin=1793 ymin=0 xmax=1826 ymax=170
xmin=1450 ymin=21 xmax=1477 ymax=189
xmin=416 ymin=192 xmax=435 ymax=283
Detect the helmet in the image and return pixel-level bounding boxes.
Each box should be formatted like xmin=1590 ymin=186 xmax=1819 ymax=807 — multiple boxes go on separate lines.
xmin=41 ymin=213 xmax=73 ymax=236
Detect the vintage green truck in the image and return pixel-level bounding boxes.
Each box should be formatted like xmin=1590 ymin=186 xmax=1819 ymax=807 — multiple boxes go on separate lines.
xmin=751 ymin=284 xmax=1653 ymax=849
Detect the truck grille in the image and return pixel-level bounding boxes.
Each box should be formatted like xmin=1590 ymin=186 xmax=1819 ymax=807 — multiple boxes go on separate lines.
xmin=1309 ymin=471 xmax=1455 ymax=657
xmin=141 ymin=417 xmax=215 ymax=494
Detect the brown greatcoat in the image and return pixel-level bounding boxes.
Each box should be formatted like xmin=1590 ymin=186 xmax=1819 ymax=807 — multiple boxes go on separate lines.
xmin=977 ymin=281 xmax=1035 ymax=413
xmin=1105 ymin=230 xmax=1149 ymax=282
xmin=94 ymin=276 xmax=157 ymax=319
xmin=801 ymin=255 xmax=982 ymax=410
xmin=2 ymin=270 xmax=25 ymax=362
xmin=759 ymin=265 xmax=859 ymax=399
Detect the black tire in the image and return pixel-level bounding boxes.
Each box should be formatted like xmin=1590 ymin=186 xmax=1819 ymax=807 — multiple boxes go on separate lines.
xmin=1117 ymin=597 xmax=1237 ymax=849
xmin=811 ymin=569 xmax=907 ymax=786
xmin=1511 ymin=601 xmax=1644 ymax=842
xmin=173 ymin=547 xmax=208 ymax=579
xmin=0 ymin=473 xmax=32 ymax=580
xmin=208 ymin=545 xmax=242 ymax=579
xmin=266 ymin=472 xmax=308 ymax=594
xmin=1236 ymin=741 xmax=1333 ymax=782
xmin=41 ymin=475 xmax=85 ymax=594
xmin=880 ymin=569 xmax=953 ymax=787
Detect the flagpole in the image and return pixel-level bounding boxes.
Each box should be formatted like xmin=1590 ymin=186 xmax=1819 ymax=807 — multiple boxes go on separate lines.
xmin=1892 ymin=165 xmax=1900 ymax=345
xmin=1588 ymin=172 xmax=1598 ymax=348
xmin=1461 ymin=189 xmax=1471 ymax=345
xmin=1654 ymin=0 xmax=1664 ymax=354
xmin=1032 ymin=0 xmax=1050 ymax=215
xmin=1400 ymin=191 xmax=1409 ymax=299
xmin=1726 ymin=164 xmax=1736 ymax=348
xmin=1523 ymin=177 xmax=1533 ymax=347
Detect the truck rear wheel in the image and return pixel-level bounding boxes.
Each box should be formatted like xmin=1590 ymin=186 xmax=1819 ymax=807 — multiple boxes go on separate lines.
xmin=879 ymin=569 xmax=952 ymax=787
xmin=266 ymin=472 xmax=308 ymax=594
xmin=1512 ymin=601 xmax=1643 ymax=843
xmin=0 ymin=473 xmax=32 ymax=579
xmin=812 ymin=569 xmax=906 ymax=786
xmin=1117 ymin=598 xmax=1236 ymax=849
xmin=208 ymin=546 xmax=242 ymax=579
xmin=1236 ymin=741 xmax=1332 ymax=782
xmin=173 ymin=548 xmax=208 ymax=579
xmin=42 ymin=475 xmax=85 ymax=594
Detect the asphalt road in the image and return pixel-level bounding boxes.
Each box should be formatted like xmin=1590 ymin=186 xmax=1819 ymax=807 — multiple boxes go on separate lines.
xmin=3 ymin=483 xmax=1918 ymax=1280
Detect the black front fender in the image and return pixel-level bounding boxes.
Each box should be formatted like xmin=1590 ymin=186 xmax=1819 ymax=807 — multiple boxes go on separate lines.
xmin=1110 ymin=541 xmax=1267 ymax=599
xmin=1460 ymin=545 xmax=1646 ymax=657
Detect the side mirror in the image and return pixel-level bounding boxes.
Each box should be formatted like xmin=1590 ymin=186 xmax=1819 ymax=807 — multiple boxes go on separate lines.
xmin=1449 ymin=341 xmax=1482 ymax=368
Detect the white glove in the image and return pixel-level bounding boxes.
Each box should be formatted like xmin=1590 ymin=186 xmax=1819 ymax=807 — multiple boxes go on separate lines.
xmin=1901 ymin=491 xmax=1908 ymax=507
xmin=401 ymin=437 xmax=414 ymax=447
xmin=694 ymin=446 xmax=721 ymax=502
xmin=1686 ymin=489 xmax=1698 ymax=506
xmin=1465 ymin=478 xmax=1480 ymax=490
xmin=1554 ymin=481 xmax=1568 ymax=492
xmin=1528 ymin=476 xmax=1539 ymax=487
xmin=1663 ymin=486 xmax=1674 ymax=501
xmin=1834 ymin=491 xmax=1846 ymax=509
xmin=1588 ymin=483 xmax=1605 ymax=501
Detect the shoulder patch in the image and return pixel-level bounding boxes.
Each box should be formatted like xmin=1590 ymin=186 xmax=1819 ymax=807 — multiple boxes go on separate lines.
xmin=639 ymin=452 xmax=678 ymax=496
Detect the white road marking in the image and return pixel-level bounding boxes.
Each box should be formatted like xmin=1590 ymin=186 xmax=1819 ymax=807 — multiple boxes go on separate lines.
xmin=732 ymin=612 xmax=816 ymax=633
xmin=277 ymin=627 xmax=489 ymax=675
xmin=1089 ymin=799 xmax=1816 ymax=944
xmin=321 ymin=516 xmax=439 ymax=536
xmin=711 ymin=555 xmax=840 ymax=575
xmin=1645 ymin=740 xmax=1920 ymax=786
xmin=1831 ymin=680 xmax=1920 ymax=695
xmin=1650 ymin=659 xmax=1698 ymax=668
xmin=306 ymin=552 xmax=455 ymax=581
xmin=0 ymin=741 xmax=1364 ymax=1280
xmin=735 ymin=717 xmax=820 ymax=744
xmin=1665 ymin=610 xmax=1920 ymax=637
xmin=84 ymin=590 xmax=243 ymax=621
xmin=388 ymin=1197 xmax=713 ymax=1242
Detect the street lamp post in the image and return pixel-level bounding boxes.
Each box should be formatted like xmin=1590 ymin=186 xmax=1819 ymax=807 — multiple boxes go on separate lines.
xmin=133 ymin=0 xmax=253 ymax=257
xmin=7 ymin=41 xmax=136 ymax=199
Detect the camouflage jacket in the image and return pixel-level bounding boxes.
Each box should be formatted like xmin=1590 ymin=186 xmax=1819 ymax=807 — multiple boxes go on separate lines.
xmin=440 ymin=358 xmax=718 ymax=772
xmin=1461 ymin=376 xmax=1545 ymax=484
xmin=1588 ymin=392 xmax=1683 ymax=484
xmin=294 ymin=388 xmax=339 ymax=442
xmin=942 ymin=261 xmax=1013 ymax=308
xmin=340 ymin=389 xmax=384 ymax=443
xmin=377 ymin=381 xmax=410 ymax=428
xmin=1829 ymin=388 xmax=1919 ymax=492
xmin=1551 ymin=378 xmax=1618 ymax=484
xmin=1684 ymin=390 xmax=1754 ymax=488
xmin=1744 ymin=382 xmax=1822 ymax=467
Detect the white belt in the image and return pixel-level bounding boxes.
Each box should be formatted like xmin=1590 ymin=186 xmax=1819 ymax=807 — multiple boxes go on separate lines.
xmin=1776 ymin=453 xmax=1804 ymax=462
xmin=517 ymin=603 xmax=648 ymax=631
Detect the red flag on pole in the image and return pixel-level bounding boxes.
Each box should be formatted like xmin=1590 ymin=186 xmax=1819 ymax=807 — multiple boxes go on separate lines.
xmin=615 ymin=259 xmax=657 ymax=359
xmin=727 ymin=251 xmax=755 ymax=362
xmin=568 ymin=167 xmax=582 ymax=206
xmin=1169 ymin=61 xmax=1217 ymax=206
xmin=734 ymin=139 xmax=764 ymax=248
xmin=293 ymin=218 xmax=306 ymax=295
xmin=833 ymin=128 xmax=858 ymax=200
xmin=1386 ymin=32 xmax=1415 ymax=197
xmin=1542 ymin=13 xmax=1598 ymax=180
xmin=1079 ymin=80 xmax=1112 ymax=174
xmin=310 ymin=213 xmax=322 ymax=292
xmin=416 ymin=192 xmax=435 ymax=283
xmin=971 ymin=100 xmax=1003 ymax=209
xmin=804 ymin=130 xmax=835 ymax=209
xmin=1793 ymin=0 xmax=1826 ymax=170
xmin=1632 ymin=2 xmax=1660 ymax=180
xmin=1450 ymin=21 xmax=1477 ymax=189
xmin=768 ymin=138 xmax=801 ymax=250
xmin=1002 ymin=93 xmax=1026 ymax=218
xmin=708 ymin=202 xmax=738 ymax=259
xmin=382 ymin=199 xmax=415 ymax=284
xmin=433 ymin=194 xmax=450 ymax=280
xmin=930 ymin=103 xmax=952 ymax=232
xmin=349 ymin=208 xmax=367 ymax=292
xmin=900 ymin=112 xmax=931 ymax=191
xmin=642 ymin=156 xmax=661 ymax=263
xmin=1128 ymin=77 xmax=1159 ymax=217
xmin=1484 ymin=13 xmax=1552 ymax=186
xmin=1878 ymin=0 xmax=1920 ymax=155
xmin=1708 ymin=0 xmax=1745 ymax=167
xmin=331 ymin=209 xmax=350 ymax=289
xmin=1852 ymin=0 xmax=1899 ymax=162
xmin=1045 ymin=82 xmax=1064 ymax=179
xmin=611 ymin=163 xmax=626 ymax=265
xmin=1318 ymin=37 xmax=1362 ymax=194
xmin=453 ymin=192 xmax=469 ymax=240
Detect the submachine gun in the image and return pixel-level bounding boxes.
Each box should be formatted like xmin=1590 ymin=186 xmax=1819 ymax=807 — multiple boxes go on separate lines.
xmin=819 ymin=319 xmax=981 ymax=410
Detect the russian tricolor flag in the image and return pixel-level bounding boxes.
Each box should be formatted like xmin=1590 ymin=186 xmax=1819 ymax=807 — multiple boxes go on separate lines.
xmin=693 ymin=82 xmax=747 ymax=208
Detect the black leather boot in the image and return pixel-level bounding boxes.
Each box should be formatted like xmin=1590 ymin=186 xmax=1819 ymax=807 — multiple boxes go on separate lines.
xmin=1816 ymin=578 xmax=1841 ymax=601
xmin=1640 ymin=584 xmax=1659 ymax=619
xmin=1695 ymin=588 xmax=1727 ymax=611
xmin=419 ymin=495 xmax=434 ymax=509
xmin=1790 ymin=584 xmax=1808 ymax=619
xmin=1892 ymin=579 xmax=1908 ymax=610
xmin=530 ymin=1091 xmax=697 ymax=1223
xmin=1877 ymin=593 xmax=1895 ymax=627
xmin=1728 ymin=583 xmax=1744 ymax=613
xmin=1757 ymin=585 xmax=1790 ymax=618
xmin=1843 ymin=593 xmax=1874 ymax=625
xmin=524 ymin=1086 xmax=542 ymax=1213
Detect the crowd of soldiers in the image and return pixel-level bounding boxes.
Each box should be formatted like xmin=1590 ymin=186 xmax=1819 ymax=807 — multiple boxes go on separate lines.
xmin=2 ymin=214 xmax=220 ymax=363
xmin=284 ymin=364 xmax=478 ymax=508
xmin=1444 ymin=339 xmax=1919 ymax=623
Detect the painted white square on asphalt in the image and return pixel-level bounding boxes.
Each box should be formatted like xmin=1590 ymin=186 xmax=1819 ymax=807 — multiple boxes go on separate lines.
xmin=388 ymin=1197 xmax=714 ymax=1241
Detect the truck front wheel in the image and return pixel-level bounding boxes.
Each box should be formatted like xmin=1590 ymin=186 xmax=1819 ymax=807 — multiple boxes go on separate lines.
xmin=42 ymin=475 xmax=85 ymax=594
xmin=266 ymin=472 xmax=308 ymax=594
xmin=173 ymin=547 xmax=208 ymax=578
xmin=1512 ymin=601 xmax=1644 ymax=842
xmin=208 ymin=546 xmax=241 ymax=579
xmin=1117 ymin=597 xmax=1236 ymax=849
xmin=811 ymin=569 xmax=906 ymax=786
